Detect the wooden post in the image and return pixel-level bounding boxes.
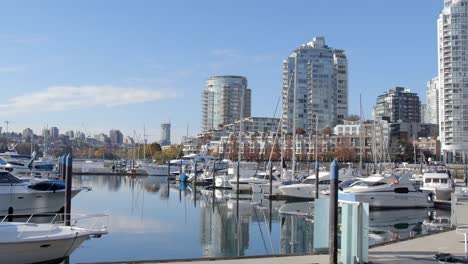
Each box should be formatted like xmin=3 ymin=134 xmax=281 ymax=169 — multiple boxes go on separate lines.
xmin=64 ymin=154 xmax=73 ymax=226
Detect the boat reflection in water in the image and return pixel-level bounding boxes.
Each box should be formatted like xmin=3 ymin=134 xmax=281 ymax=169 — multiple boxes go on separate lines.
xmin=368 ymin=209 xmax=428 ymax=245
xmin=67 ymin=175 xmax=453 ymax=263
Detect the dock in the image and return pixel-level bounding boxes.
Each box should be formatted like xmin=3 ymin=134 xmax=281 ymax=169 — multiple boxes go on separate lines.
xmin=80 ymin=229 xmax=467 ymax=264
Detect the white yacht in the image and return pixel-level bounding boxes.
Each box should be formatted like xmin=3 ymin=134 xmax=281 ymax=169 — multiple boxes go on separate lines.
xmin=142 ymin=153 xmax=227 ymax=176
xmin=339 ymin=175 xmax=434 ymax=209
xmin=277 ymin=172 xmax=332 ymax=199
xmin=214 ymin=161 xmax=261 ymax=189
xmin=420 ymin=164 xmax=454 ymax=201
xmin=260 ymin=170 xmax=296 ymax=196
xmin=230 ymin=173 xmax=279 ymax=192
xmin=0 ymin=214 xmax=107 ymax=264
xmin=0 ymin=152 xmax=58 ymax=180
xmin=0 ymin=170 xmax=82 ymax=214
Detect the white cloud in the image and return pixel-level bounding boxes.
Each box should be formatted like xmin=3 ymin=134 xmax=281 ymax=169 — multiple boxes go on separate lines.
xmin=0 ymin=85 xmax=176 ymax=115
xmin=0 ymin=66 xmax=24 ymax=73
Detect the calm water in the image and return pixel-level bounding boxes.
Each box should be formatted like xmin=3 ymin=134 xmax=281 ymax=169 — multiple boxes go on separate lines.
xmin=62 ymin=175 xmax=452 ymax=263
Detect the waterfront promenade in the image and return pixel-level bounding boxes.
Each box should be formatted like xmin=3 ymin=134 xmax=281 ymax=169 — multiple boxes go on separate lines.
xmin=82 ymin=229 xmax=466 ymax=264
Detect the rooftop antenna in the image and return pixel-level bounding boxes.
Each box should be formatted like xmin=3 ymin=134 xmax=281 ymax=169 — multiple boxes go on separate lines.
xmin=4 ymin=121 xmax=14 ymax=134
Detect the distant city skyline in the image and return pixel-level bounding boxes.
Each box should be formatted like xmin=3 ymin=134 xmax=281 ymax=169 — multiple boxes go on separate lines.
xmin=0 ymin=1 xmax=443 ymax=142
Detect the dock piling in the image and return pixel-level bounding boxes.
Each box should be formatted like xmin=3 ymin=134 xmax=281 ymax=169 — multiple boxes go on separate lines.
xmin=64 ymin=154 xmax=73 ymax=226
xmin=329 ymin=159 xmax=339 ymax=264
xmin=212 ymin=160 xmax=216 ymax=190
xmin=236 ymin=161 xmax=240 ymax=194
xmin=315 ymin=161 xmax=319 ymax=199
xmin=269 ymin=162 xmax=273 ymax=198
xmin=167 ymin=161 xmax=171 ymax=177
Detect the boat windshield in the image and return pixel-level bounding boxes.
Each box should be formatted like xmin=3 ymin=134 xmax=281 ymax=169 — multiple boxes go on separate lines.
xmin=339 ymin=179 xmax=360 ymax=189
xmin=350 ymin=181 xmax=387 ymax=187
xmin=303 ymin=178 xmax=315 ymax=184
xmin=255 ymin=175 xmax=277 ymax=181
xmin=0 ymin=172 xmax=23 ymax=184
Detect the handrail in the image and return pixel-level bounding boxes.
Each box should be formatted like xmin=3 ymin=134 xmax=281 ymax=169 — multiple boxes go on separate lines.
xmin=456 ymin=225 xmax=468 ymax=234
xmin=0 ymin=213 xmax=109 ymax=239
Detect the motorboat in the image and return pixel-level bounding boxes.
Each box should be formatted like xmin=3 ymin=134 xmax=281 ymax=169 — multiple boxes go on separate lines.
xmin=0 ymin=170 xmax=82 ymax=214
xmin=277 ymin=172 xmax=332 ymax=199
xmin=260 ymin=170 xmax=295 ymax=196
xmin=142 ymin=153 xmax=228 ymax=176
xmin=0 ymin=214 xmax=108 ymax=264
xmin=0 ymin=152 xmax=58 ymax=180
xmin=230 ymin=174 xmax=279 ymax=193
xmin=214 ymin=161 xmax=262 ymax=189
xmin=339 ymin=174 xmax=434 ymax=209
xmin=420 ymin=164 xmax=454 ymax=201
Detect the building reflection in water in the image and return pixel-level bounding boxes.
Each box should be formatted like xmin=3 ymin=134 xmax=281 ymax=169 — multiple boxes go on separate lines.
xmin=278 ymin=201 xmax=314 ymax=255
xmin=200 ymin=195 xmax=250 ymax=257
xmin=69 ymin=175 xmax=454 ymax=260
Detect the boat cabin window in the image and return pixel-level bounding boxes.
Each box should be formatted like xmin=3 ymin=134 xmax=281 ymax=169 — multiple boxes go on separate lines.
xmin=0 ymin=172 xmax=23 ymax=184
xmin=441 ymin=179 xmax=448 ymax=184
xmin=394 ymin=187 xmax=409 ymax=193
xmin=432 ymin=179 xmax=440 ymax=184
xmin=303 ymin=179 xmax=315 ymax=184
xmin=319 ymin=180 xmax=331 ymax=185
xmin=425 ymin=179 xmax=431 ymax=183
xmin=28 ymin=181 xmax=65 ymax=191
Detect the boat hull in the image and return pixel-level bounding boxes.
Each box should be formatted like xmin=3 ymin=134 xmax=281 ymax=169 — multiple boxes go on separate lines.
xmin=339 ymin=191 xmax=433 ymax=209
xmin=420 ymin=187 xmax=453 ymax=201
xmin=215 ymin=176 xmax=233 ymax=189
xmin=278 ymin=184 xmax=330 ymax=199
xmin=142 ymin=165 xmax=180 ymax=176
xmin=0 ymin=235 xmax=89 ymax=264
xmin=0 ymin=189 xmax=81 ymax=214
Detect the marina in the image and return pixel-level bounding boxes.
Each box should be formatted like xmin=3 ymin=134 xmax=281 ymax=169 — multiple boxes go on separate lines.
xmin=2 ymin=1 xmax=468 ymax=263
xmin=54 ymin=173 xmax=457 ymax=263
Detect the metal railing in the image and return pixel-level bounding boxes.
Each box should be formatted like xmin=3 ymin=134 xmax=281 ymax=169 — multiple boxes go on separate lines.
xmin=0 ymin=213 xmax=109 ymax=239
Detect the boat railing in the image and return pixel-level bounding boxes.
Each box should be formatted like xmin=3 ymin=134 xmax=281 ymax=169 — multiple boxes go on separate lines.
xmin=0 ymin=213 xmax=109 ymax=238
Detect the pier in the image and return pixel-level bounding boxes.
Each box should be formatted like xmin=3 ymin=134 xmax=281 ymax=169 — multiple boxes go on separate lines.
xmin=80 ymin=229 xmax=465 ymax=264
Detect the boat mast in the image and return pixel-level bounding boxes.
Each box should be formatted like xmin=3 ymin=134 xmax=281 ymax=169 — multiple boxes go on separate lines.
xmin=44 ymin=124 xmax=48 ymax=157
xmin=292 ymin=55 xmax=298 ymax=176
xmin=359 ymin=95 xmax=363 ymax=174
xmin=238 ymin=87 xmax=245 ymax=162
xmin=315 ymin=115 xmax=319 ymax=166
xmin=372 ymin=118 xmax=377 ymax=166
xmin=143 ymin=124 xmax=146 ymax=161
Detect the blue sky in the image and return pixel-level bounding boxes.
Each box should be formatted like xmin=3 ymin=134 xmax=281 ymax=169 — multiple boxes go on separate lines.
xmin=0 ymin=1 xmax=442 ymax=143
